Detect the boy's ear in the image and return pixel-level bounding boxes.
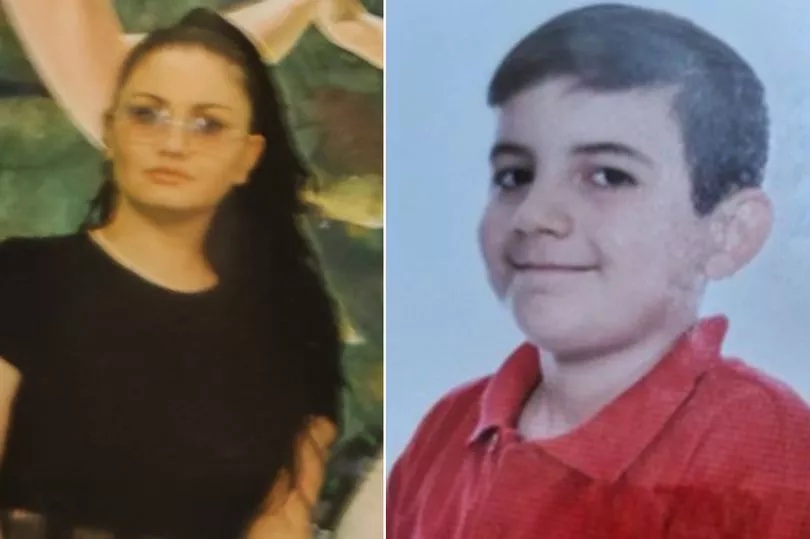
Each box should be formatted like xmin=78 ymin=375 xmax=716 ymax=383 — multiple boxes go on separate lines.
xmin=705 ymin=188 xmax=772 ymax=280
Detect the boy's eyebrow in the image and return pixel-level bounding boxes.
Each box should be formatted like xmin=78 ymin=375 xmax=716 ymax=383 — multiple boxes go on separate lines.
xmin=490 ymin=142 xmax=533 ymax=163
xmin=129 ymin=92 xmax=233 ymax=111
xmin=571 ymin=142 xmax=653 ymax=166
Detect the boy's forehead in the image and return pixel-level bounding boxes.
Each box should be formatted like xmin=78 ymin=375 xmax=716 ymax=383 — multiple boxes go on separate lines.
xmin=494 ymin=77 xmax=685 ymax=163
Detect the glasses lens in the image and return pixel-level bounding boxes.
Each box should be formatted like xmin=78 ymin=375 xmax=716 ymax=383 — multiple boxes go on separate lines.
xmin=118 ymin=106 xmax=240 ymax=152
xmin=121 ymin=105 xmax=166 ymax=144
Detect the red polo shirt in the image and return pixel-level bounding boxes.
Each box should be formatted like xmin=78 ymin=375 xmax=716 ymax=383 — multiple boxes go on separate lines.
xmin=387 ymin=317 xmax=810 ymax=538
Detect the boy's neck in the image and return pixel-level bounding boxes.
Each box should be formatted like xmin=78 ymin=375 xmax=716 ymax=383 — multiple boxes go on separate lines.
xmin=517 ymin=316 xmax=698 ymax=441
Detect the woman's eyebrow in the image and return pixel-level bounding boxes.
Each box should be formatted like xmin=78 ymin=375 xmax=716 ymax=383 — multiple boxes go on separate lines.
xmin=128 ymin=92 xmax=234 ymax=111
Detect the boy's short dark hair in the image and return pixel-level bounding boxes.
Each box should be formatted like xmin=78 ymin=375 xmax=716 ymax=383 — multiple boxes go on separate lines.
xmin=488 ymin=3 xmax=769 ymax=215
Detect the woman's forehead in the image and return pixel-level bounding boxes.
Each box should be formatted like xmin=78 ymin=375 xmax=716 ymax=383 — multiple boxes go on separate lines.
xmin=121 ymin=45 xmax=249 ymax=110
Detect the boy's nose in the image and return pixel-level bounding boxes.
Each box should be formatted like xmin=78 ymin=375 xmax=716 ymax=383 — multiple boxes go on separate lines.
xmin=512 ymin=180 xmax=574 ymax=238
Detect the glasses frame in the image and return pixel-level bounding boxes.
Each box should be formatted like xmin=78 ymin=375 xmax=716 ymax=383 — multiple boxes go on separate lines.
xmin=112 ymin=105 xmax=251 ymax=152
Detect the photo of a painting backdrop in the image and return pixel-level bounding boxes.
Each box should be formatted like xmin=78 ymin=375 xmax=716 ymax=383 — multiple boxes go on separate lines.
xmin=0 ymin=0 xmax=382 ymax=528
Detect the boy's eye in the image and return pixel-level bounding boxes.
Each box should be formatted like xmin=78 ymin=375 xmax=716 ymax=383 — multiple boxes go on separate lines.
xmin=588 ymin=167 xmax=637 ymax=188
xmin=493 ymin=167 xmax=533 ymax=189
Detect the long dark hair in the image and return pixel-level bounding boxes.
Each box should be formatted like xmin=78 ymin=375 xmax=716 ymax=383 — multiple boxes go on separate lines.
xmin=82 ymin=7 xmax=343 ymax=514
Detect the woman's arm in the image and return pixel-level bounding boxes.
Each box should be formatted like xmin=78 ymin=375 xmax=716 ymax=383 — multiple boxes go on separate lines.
xmin=0 ymin=357 xmax=21 ymax=468
xmin=244 ymin=417 xmax=337 ymax=538
xmin=314 ymin=0 xmax=383 ymax=69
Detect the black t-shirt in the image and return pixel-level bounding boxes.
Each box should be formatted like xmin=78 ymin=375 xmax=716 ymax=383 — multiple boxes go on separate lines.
xmin=0 ymin=233 xmax=300 ymax=538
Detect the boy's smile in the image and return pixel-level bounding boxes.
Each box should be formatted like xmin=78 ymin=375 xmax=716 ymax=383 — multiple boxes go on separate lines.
xmin=480 ymin=76 xmax=717 ymax=360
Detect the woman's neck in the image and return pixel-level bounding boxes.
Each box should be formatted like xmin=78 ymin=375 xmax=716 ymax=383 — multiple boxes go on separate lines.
xmin=92 ymin=202 xmax=218 ymax=293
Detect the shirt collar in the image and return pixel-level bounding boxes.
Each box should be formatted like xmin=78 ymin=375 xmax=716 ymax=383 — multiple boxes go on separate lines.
xmin=467 ymin=341 xmax=540 ymax=445
xmin=468 ymin=315 xmax=729 ymax=481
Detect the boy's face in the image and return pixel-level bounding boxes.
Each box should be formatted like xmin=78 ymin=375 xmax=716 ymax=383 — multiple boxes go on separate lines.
xmin=480 ymin=77 xmax=717 ymax=358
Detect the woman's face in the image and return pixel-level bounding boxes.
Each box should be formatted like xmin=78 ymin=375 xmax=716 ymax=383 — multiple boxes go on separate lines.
xmin=104 ymin=45 xmax=265 ymax=217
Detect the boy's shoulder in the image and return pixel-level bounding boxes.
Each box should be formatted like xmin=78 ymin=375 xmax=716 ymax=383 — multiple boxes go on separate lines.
xmin=393 ymin=341 xmax=540 ymax=469
xmin=392 ymin=372 xmax=499 ymax=471
xmin=690 ymin=356 xmax=810 ymax=484
xmin=419 ymin=342 xmax=540 ymax=425
xmin=411 ymin=375 xmax=493 ymax=440
xmin=708 ymin=356 xmax=810 ymax=425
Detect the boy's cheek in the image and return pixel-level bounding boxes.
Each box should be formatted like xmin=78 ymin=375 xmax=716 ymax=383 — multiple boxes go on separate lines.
xmin=484 ymin=253 xmax=514 ymax=300
xmin=489 ymin=266 xmax=513 ymax=299
xmin=478 ymin=213 xmax=512 ymax=297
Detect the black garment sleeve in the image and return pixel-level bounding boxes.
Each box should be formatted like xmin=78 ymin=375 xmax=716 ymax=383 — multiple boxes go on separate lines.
xmin=0 ymin=238 xmax=33 ymax=372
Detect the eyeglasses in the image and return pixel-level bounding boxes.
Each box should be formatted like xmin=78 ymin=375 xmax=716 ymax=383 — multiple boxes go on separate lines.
xmin=115 ymin=104 xmax=249 ymax=152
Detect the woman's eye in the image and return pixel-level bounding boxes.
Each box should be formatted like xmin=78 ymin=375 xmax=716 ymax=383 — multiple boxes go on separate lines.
xmin=193 ymin=117 xmax=226 ymax=135
xmin=493 ymin=167 xmax=533 ymax=189
xmin=588 ymin=167 xmax=637 ymax=188
xmin=126 ymin=105 xmax=161 ymax=124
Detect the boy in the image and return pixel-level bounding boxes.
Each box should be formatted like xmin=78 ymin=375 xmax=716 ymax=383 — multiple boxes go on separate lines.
xmin=388 ymin=4 xmax=810 ymax=538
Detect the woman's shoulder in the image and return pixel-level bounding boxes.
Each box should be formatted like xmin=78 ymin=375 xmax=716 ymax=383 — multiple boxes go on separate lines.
xmin=0 ymin=234 xmax=84 ymax=372
xmin=0 ymin=232 xmax=85 ymax=276
xmin=0 ymin=232 xmax=83 ymax=255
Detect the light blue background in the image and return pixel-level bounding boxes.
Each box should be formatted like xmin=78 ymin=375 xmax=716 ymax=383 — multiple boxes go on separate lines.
xmin=386 ymin=0 xmax=810 ymax=464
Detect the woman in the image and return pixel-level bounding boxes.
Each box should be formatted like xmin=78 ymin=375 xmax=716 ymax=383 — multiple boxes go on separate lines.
xmin=0 ymin=8 xmax=342 ymax=539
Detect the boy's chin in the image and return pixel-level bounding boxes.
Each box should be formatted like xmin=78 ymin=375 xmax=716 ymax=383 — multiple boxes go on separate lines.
xmin=512 ymin=304 xmax=598 ymax=353
xmin=509 ymin=295 xmax=652 ymax=361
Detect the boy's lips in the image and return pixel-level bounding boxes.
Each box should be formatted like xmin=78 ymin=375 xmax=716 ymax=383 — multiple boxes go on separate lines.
xmin=510 ymin=260 xmax=598 ymax=272
xmin=507 ymin=261 xmax=599 ymax=295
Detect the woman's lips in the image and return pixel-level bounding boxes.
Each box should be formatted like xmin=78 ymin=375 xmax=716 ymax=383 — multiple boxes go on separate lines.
xmin=145 ymin=167 xmax=190 ymax=184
